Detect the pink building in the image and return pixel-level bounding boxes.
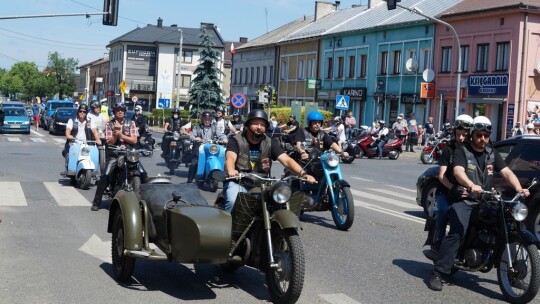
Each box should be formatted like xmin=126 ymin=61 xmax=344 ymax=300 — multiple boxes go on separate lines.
xmin=433 ymin=0 xmax=540 ymax=140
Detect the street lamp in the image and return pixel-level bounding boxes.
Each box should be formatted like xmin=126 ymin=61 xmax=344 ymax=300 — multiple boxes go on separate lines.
xmin=176 ymin=28 xmax=183 ymax=109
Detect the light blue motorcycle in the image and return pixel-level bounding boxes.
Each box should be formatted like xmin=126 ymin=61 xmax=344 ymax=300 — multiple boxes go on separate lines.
xmin=195 ymin=139 xmax=226 ymax=192
xmin=62 ymin=140 xmax=99 ymax=190
xmin=289 ymin=149 xmax=355 ymax=230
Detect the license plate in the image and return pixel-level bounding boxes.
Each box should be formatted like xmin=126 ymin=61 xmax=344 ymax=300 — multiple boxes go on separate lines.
xmin=170 ymin=142 xmax=177 ymax=146
xmin=10 ymin=125 xmax=20 ymax=128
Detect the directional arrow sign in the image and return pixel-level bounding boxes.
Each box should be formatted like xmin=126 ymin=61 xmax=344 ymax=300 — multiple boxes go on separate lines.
xmin=78 ymin=234 xmax=111 ymax=263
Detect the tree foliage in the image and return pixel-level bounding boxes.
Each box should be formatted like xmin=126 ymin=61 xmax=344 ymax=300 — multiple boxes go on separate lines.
xmin=0 ymin=62 xmax=54 ymax=100
xmin=188 ymin=25 xmax=225 ymax=117
xmin=47 ymin=52 xmax=78 ymax=99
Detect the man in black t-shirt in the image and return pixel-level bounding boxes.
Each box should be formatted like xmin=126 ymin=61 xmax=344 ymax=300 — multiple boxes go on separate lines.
xmin=280 ymin=114 xmax=300 ymax=143
xmin=429 ymin=116 xmax=529 ymax=291
xmin=223 ymin=109 xmax=316 ymax=213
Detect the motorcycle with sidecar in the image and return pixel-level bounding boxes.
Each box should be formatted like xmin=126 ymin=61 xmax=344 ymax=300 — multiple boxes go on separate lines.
xmin=108 ymin=171 xmax=306 ymax=304
xmin=61 ymin=139 xmax=99 ymax=190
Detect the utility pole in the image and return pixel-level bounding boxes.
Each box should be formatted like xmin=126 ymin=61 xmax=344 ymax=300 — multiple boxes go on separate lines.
xmin=176 ymin=28 xmax=183 ymax=109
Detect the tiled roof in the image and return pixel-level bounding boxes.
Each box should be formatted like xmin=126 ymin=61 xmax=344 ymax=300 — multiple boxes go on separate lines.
xmin=237 ymin=17 xmax=315 ymax=50
xmin=441 ymin=0 xmax=540 ymax=18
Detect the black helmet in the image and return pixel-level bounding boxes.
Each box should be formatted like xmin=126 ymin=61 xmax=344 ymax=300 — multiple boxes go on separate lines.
xmin=289 ymin=114 xmax=296 ymax=119
xmin=90 ymin=101 xmax=100 ymax=109
xmin=171 ymin=108 xmax=180 ymax=115
xmin=215 ymin=106 xmax=224 ymax=114
xmin=200 ymin=111 xmax=212 ymax=123
xmin=232 ymin=111 xmax=241 ymax=118
xmin=245 ymin=109 xmax=269 ymax=127
xmin=78 ymin=104 xmax=89 ymax=112
xmin=113 ymin=102 xmax=126 ymax=112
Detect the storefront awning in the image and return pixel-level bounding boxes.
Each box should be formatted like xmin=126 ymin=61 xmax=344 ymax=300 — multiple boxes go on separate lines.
xmin=465 ymin=97 xmax=505 ymax=104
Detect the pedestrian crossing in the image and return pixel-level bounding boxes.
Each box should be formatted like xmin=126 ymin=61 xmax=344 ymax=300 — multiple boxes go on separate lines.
xmin=0 ymin=132 xmax=65 ymax=145
xmin=0 ymin=181 xmax=91 ymax=207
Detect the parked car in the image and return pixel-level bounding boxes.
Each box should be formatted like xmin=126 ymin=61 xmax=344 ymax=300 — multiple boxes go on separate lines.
xmin=416 ymin=134 xmax=540 ymax=240
xmin=1 ymin=101 xmax=25 ymax=110
xmin=0 ymin=106 xmax=31 ymax=134
xmin=48 ymin=107 xmax=78 ymax=135
xmin=40 ymin=99 xmax=74 ymax=130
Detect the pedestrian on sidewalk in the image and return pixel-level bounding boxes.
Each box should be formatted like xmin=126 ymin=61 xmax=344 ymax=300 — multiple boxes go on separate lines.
xmin=406 ymin=113 xmax=418 ymax=152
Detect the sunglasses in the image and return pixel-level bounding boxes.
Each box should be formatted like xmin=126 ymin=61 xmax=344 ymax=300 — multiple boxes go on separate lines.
xmin=473 ymin=123 xmax=492 ymax=132
xmin=135 ymin=109 xmax=141 ymax=111
xmin=473 ymin=133 xmax=490 ymax=139
xmin=78 ymin=111 xmax=86 ymax=114
xmin=454 ymin=121 xmax=471 ymax=130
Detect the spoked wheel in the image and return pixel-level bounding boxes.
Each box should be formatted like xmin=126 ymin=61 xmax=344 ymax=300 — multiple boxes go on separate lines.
xmin=331 ymin=186 xmax=355 ymax=231
xmin=497 ymin=240 xmax=540 ymax=304
xmin=111 ymin=209 xmax=136 ymax=282
xmin=421 ymin=151 xmax=434 ymax=164
xmin=78 ymin=170 xmax=92 ymax=190
xmin=266 ymin=228 xmax=304 ymax=304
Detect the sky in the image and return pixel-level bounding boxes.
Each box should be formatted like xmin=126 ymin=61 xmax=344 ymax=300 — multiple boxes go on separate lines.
xmin=0 ymin=0 xmax=365 ymax=70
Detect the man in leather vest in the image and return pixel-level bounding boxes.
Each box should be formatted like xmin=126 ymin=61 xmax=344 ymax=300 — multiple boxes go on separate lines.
xmin=223 ymin=109 xmax=316 ymax=213
xmin=161 ymin=108 xmax=182 ymax=158
xmin=91 ymin=102 xmax=139 ymax=211
xmin=429 ymin=116 xmax=529 ymax=291
xmin=63 ymin=104 xmax=101 ymax=158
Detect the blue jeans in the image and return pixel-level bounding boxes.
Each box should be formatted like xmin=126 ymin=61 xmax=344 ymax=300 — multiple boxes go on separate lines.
xmin=377 ymin=140 xmax=386 ymax=158
xmin=346 ymin=127 xmax=354 ymax=140
xmin=223 ymin=181 xmax=248 ymax=213
xmin=434 ymin=193 xmax=450 ymax=248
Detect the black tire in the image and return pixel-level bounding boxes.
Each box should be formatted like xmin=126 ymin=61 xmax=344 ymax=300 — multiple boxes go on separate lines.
xmin=341 ymin=146 xmax=356 ymax=164
xmin=78 ymin=170 xmax=92 ymax=190
xmin=266 ymin=228 xmax=304 ymax=304
xmin=526 ymin=205 xmax=540 ymax=242
xmin=421 ymin=151 xmax=434 ymax=164
xmin=421 ymin=180 xmax=439 ymax=217
xmin=388 ymin=150 xmax=400 ymax=160
xmin=111 ymin=209 xmax=136 ymax=282
xmin=353 ymin=145 xmax=362 ymax=158
xmin=497 ymin=240 xmax=540 ymax=304
xmin=209 ymin=178 xmax=218 ymax=193
xmin=331 ymin=186 xmax=355 ymax=231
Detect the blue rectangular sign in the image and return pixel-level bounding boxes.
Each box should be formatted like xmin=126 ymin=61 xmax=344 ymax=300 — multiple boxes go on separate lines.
xmin=157 ymin=98 xmax=170 ymax=109
xmin=468 ymin=73 xmax=509 ymax=97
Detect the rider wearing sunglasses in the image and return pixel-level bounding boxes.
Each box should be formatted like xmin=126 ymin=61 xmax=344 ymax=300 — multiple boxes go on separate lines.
xmin=63 ymin=104 xmax=101 ymax=157
xmin=429 ymin=116 xmax=529 ymax=291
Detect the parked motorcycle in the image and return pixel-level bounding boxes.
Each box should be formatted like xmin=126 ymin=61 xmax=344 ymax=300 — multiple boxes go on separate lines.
xmin=109 ymin=171 xmax=306 ymax=304
xmin=289 ymin=149 xmax=355 ymax=230
xmin=424 ymin=179 xmax=540 ymax=303
xmin=161 ymin=131 xmax=191 ymax=174
xmin=106 ymin=145 xmax=149 ymax=199
xmin=420 ymin=134 xmax=449 ymax=165
xmin=194 ymin=139 xmax=226 ymax=192
xmin=356 ymin=132 xmax=402 ymax=160
xmin=61 ymin=139 xmax=99 ymax=190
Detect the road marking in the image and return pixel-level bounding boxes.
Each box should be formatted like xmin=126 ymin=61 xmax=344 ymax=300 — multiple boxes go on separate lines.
xmin=365 ymin=188 xmax=416 ymax=202
xmin=79 ymin=234 xmax=111 ymax=263
xmin=53 ymin=138 xmax=65 ymax=143
xmin=43 ymin=182 xmax=90 ymax=206
xmin=0 ymin=182 xmax=27 ymax=206
xmin=360 ymin=202 xmax=425 ymax=224
xmin=30 ymin=138 xmax=46 ymax=142
xmin=388 ymin=185 xmax=416 ymax=193
xmin=7 ymin=137 xmax=21 ymax=142
xmin=350 ymin=176 xmax=372 ymax=182
xmin=350 ymin=188 xmax=422 ymax=210
xmin=30 ymin=130 xmax=43 ymax=136
xmin=319 ymin=293 xmax=361 ymax=304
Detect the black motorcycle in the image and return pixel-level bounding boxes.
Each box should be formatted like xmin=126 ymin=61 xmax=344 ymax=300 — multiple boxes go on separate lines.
xmin=161 ymin=131 xmax=191 ymax=175
xmin=136 ymin=128 xmax=156 ymax=157
xmin=424 ymin=179 xmax=540 ymax=303
xmin=106 ymin=146 xmax=149 ymax=199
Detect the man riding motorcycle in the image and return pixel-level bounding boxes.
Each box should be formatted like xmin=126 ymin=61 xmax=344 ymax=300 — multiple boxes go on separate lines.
xmin=161 ymin=108 xmax=183 ymax=158
xmin=374 ymin=120 xmax=389 ymax=160
xmin=63 ymin=104 xmax=101 ymax=158
xmin=131 ymin=105 xmax=147 ymax=136
xmin=223 ymin=109 xmax=316 ymax=213
xmin=228 ymin=111 xmax=243 ymax=135
xmin=91 ymin=102 xmax=139 ymax=211
xmin=428 ymin=116 xmax=529 ymax=291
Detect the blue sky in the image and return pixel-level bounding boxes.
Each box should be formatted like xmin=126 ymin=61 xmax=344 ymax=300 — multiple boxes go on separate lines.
xmin=0 ymin=0 xmax=363 ymax=70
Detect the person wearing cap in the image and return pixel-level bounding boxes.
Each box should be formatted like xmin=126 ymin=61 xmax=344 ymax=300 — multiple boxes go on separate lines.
xmin=392 ymin=115 xmax=408 ymax=147
xmin=91 ymin=102 xmax=139 ymax=211
xmin=223 ymin=109 xmax=316 ymax=213
xmin=526 ymin=123 xmax=535 ymax=134
xmin=406 ymin=113 xmax=418 ymax=152
xmin=511 ymin=122 xmax=524 ymax=136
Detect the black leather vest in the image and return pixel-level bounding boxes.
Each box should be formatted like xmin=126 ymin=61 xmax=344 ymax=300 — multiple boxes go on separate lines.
xmin=234 ymin=134 xmax=272 ymax=173
xmin=462 ymin=143 xmax=495 ymax=202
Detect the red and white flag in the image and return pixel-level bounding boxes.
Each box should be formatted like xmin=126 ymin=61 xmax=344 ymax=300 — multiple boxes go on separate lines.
xmin=230 ymin=42 xmax=236 ymax=55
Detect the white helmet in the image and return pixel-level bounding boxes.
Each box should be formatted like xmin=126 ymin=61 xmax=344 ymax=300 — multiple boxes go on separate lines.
xmin=135 ymin=105 xmax=142 ymax=111
xmin=454 ymin=114 xmax=473 ymax=129
xmin=472 ymin=116 xmax=492 ymax=132
xmin=455 ymin=114 xmax=473 ymax=124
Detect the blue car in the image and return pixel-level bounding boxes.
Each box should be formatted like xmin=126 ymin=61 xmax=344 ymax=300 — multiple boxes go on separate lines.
xmin=0 ymin=107 xmax=31 ymax=134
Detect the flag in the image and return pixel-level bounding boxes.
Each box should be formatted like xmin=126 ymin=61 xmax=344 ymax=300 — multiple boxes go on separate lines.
xmin=230 ymin=42 xmax=236 ymax=55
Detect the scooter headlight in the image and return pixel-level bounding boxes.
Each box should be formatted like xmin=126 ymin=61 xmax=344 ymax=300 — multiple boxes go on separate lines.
xmin=80 ymin=146 xmax=90 ymax=156
xmin=173 ymin=131 xmax=181 ymax=141
xmin=270 ymin=181 xmax=292 ymax=204
xmin=511 ymin=203 xmax=528 ymax=221
xmin=126 ymin=150 xmax=140 ymax=163
xmin=326 ymin=152 xmax=340 ymax=168
xmin=209 ymin=144 xmax=219 ymax=154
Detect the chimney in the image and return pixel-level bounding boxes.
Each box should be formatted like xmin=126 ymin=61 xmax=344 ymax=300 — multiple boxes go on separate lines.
xmin=315 ymin=1 xmax=338 ymax=21
xmin=239 ymin=37 xmax=248 ymax=43
xmin=157 ymin=17 xmax=163 ymax=28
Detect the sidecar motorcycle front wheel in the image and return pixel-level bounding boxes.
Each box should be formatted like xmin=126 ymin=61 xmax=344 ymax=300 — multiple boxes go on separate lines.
xmin=112 ymin=209 xmax=136 ymax=282
xmin=266 ymin=228 xmax=304 ymax=304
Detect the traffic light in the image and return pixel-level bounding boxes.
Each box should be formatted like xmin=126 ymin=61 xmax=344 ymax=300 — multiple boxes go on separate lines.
xmin=103 ymin=0 xmax=119 ymax=26
xmin=386 ymin=0 xmax=400 ymax=10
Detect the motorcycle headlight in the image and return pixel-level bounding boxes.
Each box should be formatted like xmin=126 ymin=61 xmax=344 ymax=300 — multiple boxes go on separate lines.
xmin=126 ymin=150 xmax=140 ymax=163
xmin=173 ymin=131 xmax=181 ymax=140
xmin=511 ymin=203 xmax=528 ymax=221
xmin=81 ymin=146 xmax=90 ymax=156
xmin=209 ymin=144 xmax=219 ymax=154
xmin=270 ymin=181 xmax=292 ymax=204
xmin=325 ymin=152 xmax=340 ymax=168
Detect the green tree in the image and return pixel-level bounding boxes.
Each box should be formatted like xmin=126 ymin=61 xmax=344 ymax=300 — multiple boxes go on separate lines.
xmin=188 ymin=25 xmax=225 ymax=117
xmin=47 ymin=52 xmax=78 ymax=99
xmin=0 ymin=72 xmax=23 ymax=99
xmin=2 ymin=62 xmax=43 ymax=100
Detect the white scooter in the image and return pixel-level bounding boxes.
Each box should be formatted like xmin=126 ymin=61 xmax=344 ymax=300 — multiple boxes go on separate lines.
xmin=61 ymin=139 xmax=99 ymax=190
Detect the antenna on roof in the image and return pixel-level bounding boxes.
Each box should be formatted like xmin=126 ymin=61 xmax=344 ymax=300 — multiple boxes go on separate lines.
xmin=265 ymin=8 xmax=268 ymax=33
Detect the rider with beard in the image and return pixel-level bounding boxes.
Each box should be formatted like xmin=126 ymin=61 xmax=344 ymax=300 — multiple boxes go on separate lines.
xmin=294 ymin=110 xmax=348 ymax=160
xmin=223 ymin=109 xmax=316 ymax=213
xmin=428 ymin=116 xmax=529 ymax=291
xmin=186 ymin=111 xmax=227 ymax=183
xmin=161 ymin=108 xmax=182 ymax=158
xmin=423 ymin=114 xmax=473 ymax=260
xmin=91 ymin=102 xmax=139 ymax=211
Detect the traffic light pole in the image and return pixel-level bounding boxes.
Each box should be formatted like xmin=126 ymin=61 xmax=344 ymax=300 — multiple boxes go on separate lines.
xmin=0 ymin=12 xmax=107 ymax=20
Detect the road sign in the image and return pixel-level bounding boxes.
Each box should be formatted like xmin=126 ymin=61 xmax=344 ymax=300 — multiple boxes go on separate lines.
xmin=230 ymin=92 xmax=247 ymax=109
xmin=335 ymin=95 xmax=350 ymax=110
xmin=157 ymin=98 xmax=170 ymax=109
xmin=131 ymin=95 xmax=138 ymax=103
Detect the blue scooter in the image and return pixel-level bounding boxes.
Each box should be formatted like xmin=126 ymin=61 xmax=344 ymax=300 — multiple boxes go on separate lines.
xmin=290 ymin=149 xmax=355 ymax=230
xmin=62 ymin=140 xmax=99 ymax=190
xmin=195 ymin=139 xmax=226 ymax=192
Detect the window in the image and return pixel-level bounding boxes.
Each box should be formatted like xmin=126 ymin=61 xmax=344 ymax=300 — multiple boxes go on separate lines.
xmin=256 ymin=67 xmax=260 ymax=84
xmin=337 ymin=56 xmax=344 ymax=78
xmin=281 ymin=61 xmax=288 ymax=80
xmin=269 ymin=66 xmax=274 ymax=83
xmin=441 ymin=47 xmax=452 ymax=73
xmin=379 ymin=51 xmax=388 ymax=75
xmin=419 ymin=48 xmax=431 ymax=72
xmin=507 ymin=144 xmax=540 ymax=172
xmin=250 ymin=67 xmax=254 ymax=84
xmin=359 ymin=55 xmax=367 ymax=78
xmin=393 ymin=50 xmax=401 ymax=74
xmin=239 ymin=67 xmax=243 ymax=84
xmin=348 ymin=56 xmax=355 ymax=78
xmin=262 ymin=66 xmax=267 ymax=84
xmin=476 ymin=44 xmax=489 ymax=72
xmin=182 ymin=51 xmax=193 ymax=63
xmin=460 ymin=45 xmax=469 ymax=72
xmin=244 ymin=68 xmax=248 ymax=84
xmin=297 ymin=59 xmax=305 ymax=80
xmin=234 ymin=68 xmax=238 ymax=84
xmin=181 ymin=75 xmax=191 ymax=88
xmin=307 ymin=59 xmax=315 ymax=78
xmin=496 ymin=42 xmax=510 ymax=71
xmin=407 ymin=49 xmax=416 ymax=60
xmin=326 ymin=57 xmax=333 ymax=79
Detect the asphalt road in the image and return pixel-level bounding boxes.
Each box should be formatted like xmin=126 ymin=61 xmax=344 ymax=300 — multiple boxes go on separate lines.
xmin=0 ymin=129 xmax=538 ymax=304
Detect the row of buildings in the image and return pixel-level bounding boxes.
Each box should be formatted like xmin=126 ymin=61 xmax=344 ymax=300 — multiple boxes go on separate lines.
xmin=78 ymin=0 xmax=540 ymax=140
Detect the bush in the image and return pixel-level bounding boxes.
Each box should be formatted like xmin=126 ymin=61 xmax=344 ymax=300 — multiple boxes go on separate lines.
xmin=269 ymin=107 xmax=332 ymax=127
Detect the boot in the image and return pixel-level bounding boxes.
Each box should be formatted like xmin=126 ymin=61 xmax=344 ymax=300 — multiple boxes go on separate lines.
xmin=91 ymin=200 xmax=100 ymax=211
